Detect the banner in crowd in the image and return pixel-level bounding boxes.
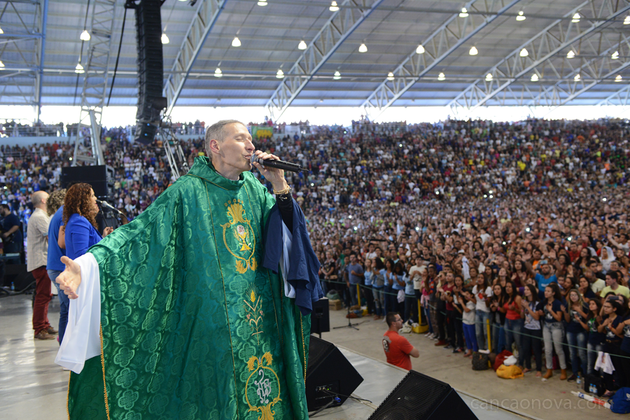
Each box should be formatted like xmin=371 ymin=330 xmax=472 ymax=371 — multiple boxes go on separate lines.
xmin=250 ymin=125 xmax=273 ymax=139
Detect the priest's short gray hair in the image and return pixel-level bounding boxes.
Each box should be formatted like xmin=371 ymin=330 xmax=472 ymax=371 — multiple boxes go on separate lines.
xmin=204 ymin=119 xmax=245 ymax=155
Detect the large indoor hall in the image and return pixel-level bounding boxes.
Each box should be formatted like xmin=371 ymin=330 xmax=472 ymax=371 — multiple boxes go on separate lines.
xmin=1 ymin=0 xmax=630 ymax=419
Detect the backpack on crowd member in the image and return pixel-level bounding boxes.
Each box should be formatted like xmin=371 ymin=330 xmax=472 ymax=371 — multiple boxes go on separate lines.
xmin=610 ymin=387 xmax=630 ymax=414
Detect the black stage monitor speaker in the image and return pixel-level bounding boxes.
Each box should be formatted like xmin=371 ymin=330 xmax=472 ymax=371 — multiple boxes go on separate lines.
xmin=368 ymin=370 xmax=478 ymax=420
xmin=3 ymin=263 xmax=34 ymax=291
xmin=60 ymin=165 xmax=109 ymax=199
xmin=310 ymin=298 xmax=330 ymax=335
xmin=306 ymin=336 xmax=363 ymax=412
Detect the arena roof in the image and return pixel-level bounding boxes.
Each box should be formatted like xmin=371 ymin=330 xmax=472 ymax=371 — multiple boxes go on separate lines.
xmin=1 ymin=0 xmax=629 ymax=120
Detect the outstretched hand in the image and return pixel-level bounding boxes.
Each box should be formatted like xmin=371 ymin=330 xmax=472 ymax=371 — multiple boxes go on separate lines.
xmin=56 ymin=256 xmax=82 ymax=299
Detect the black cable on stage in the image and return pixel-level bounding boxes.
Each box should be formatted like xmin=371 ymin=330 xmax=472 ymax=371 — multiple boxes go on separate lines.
xmin=107 ymin=6 xmax=128 ymax=107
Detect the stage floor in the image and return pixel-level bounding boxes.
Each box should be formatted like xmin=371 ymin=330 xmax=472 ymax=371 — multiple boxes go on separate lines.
xmin=313 ymin=346 xmax=534 ymax=420
xmin=0 ymin=294 xmax=607 ymax=419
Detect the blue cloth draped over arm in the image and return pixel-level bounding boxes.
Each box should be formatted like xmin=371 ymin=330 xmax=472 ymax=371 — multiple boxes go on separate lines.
xmin=263 ymin=198 xmax=324 ymax=315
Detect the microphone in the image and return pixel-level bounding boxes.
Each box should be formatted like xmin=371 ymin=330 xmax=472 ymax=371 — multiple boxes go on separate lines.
xmin=251 ymin=155 xmax=303 ymax=173
xmin=97 ymin=199 xmax=124 ymax=216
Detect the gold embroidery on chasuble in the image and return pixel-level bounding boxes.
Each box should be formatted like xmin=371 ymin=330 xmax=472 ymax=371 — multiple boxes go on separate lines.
xmin=222 ymin=199 xmax=258 ymax=273
xmin=244 ymin=289 xmax=264 ymax=344
xmin=245 ymin=353 xmax=281 ymax=420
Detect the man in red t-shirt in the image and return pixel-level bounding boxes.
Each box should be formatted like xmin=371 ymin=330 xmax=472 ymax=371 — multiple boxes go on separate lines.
xmin=382 ymin=312 xmax=419 ymax=370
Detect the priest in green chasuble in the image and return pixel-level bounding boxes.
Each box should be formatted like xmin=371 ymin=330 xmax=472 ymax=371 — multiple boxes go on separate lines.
xmin=55 ymin=120 xmax=323 ymax=420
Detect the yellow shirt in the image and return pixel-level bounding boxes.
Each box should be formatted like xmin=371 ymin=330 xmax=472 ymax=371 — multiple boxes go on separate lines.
xmin=600 ymin=285 xmax=630 ymax=299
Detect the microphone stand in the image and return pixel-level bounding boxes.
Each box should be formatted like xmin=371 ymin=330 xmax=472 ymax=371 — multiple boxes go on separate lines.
xmin=333 ymin=283 xmax=360 ymax=331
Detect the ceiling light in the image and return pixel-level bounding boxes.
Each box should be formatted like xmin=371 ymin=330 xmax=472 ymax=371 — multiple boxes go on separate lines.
xmin=0 ymin=60 xmax=4 ymax=68
xmin=257 ymin=0 xmax=268 ymax=6
xmin=566 ymin=50 xmax=575 ymax=58
xmin=574 ymin=73 xmax=581 ymax=81
xmin=519 ymin=48 xmax=529 ymax=57
xmin=298 ymin=40 xmax=307 ymax=50
xmin=416 ymin=44 xmax=425 ymax=54
xmin=516 ymin=11 xmax=526 ymax=21
xmin=178 ymin=0 xmax=187 ymax=2
xmin=333 ymin=70 xmax=341 ymax=80
xmin=75 ymin=62 xmax=85 ymax=74
xmin=232 ymin=36 xmax=241 ymax=47
xmin=214 ymin=67 xmax=223 ymax=78
xmin=572 ymin=13 xmax=580 ymax=23
xmin=438 ymin=72 xmax=445 ymax=81
xmin=0 ymin=27 xmax=3 ymax=35
xmin=276 ymin=69 xmax=284 ymax=78
xmin=485 ymin=73 xmax=493 ymax=81
xmin=161 ymin=33 xmax=170 ymax=44
xmin=625 ymin=15 xmax=630 ymax=25
xmin=531 ymin=73 xmax=539 ymax=82
xmin=329 ymin=1 xmax=339 ymax=12
xmin=612 ymin=51 xmax=619 ymax=60
xmin=80 ymin=30 xmax=91 ymax=41
xmin=358 ymin=43 xmax=368 ymax=53
xmin=459 ymin=8 xmax=469 ymax=18
xmin=469 ymin=46 xmax=478 ymax=56
xmin=616 ymin=75 xmax=622 ymax=82
xmin=387 ymin=72 xmax=394 ymax=81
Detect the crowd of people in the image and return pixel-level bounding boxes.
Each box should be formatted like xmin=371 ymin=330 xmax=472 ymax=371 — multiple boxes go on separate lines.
xmin=3 ymin=116 xmax=630 ymax=399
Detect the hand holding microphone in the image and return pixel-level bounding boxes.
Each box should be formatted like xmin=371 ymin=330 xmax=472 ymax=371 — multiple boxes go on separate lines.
xmin=251 ymin=151 xmax=303 ymax=173
xmin=251 ymin=151 xmax=300 ymax=194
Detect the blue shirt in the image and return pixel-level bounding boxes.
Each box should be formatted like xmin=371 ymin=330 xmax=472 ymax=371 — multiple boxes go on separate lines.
xmin=364 ymin=270 xmax=374 ymax=287
xmin=543 ymin=299 xmax=563 ymax=324
xmin=381 ymin=269 xmax=395 ymax=287
xmin=346 ymin=263 xmax=364 ymax=285
xmin=2 ymin=212 xmax=22 ymax=245
xmin=65 ymin=213 xmax=102 ymax=260
xmin=392 ymin=274 xmax=405 ymax=291
xmin=404 ymin=274 xmax=414 ymax=295
xmin=47 ymin=206 xmax=66 ymax=271
xmin=535 ymin=272 xmax=557 ymax=293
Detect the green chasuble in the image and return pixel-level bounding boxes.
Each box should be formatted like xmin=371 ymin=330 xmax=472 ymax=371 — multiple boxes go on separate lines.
xmin=67 ymin=156 xmax=311 ymax=420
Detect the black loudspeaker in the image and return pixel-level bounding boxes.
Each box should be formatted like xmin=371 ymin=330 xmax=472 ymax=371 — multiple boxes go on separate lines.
xmin=306 ymin=336 xmax=363 ymax=412
xmin=3 ymin=264 xmax=35 ymax=291
xmin=60 ymin=165 xmax=110 ymax=199
xmin=133 ymin=0 xmax=166 ymax=144
xmin=368 ymin=370 xmax=478 ymax=420
xmin=310 ymin=298 xmax=330 ymax=335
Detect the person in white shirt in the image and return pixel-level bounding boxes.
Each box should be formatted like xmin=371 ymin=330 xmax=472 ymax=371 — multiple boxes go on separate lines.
xmin=27 ymin=191 xmax=56 ymax=340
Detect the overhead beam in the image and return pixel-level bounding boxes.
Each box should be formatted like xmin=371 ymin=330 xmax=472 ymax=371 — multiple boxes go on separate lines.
xmin=163 ymin=0 xmax=227 ymax=116
xmin=265 ymin=0 xmax=385 ymax=121
xmin=35 ymin=0 xmax=48 ymax=122
xmin=520 ymin=33 xmax=630 ymax=107
xmin=448 ymin=0 xmax=630 ymax=113
xmin=361 ymin=0 xmax=522 ymax=118
xmin=0 ymin=0 xmax=44 ymax=112
xmin=598 ymin=84 xmax=630 ymax=106
xmin=73 ymin=0 xmax=117 ymax=166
